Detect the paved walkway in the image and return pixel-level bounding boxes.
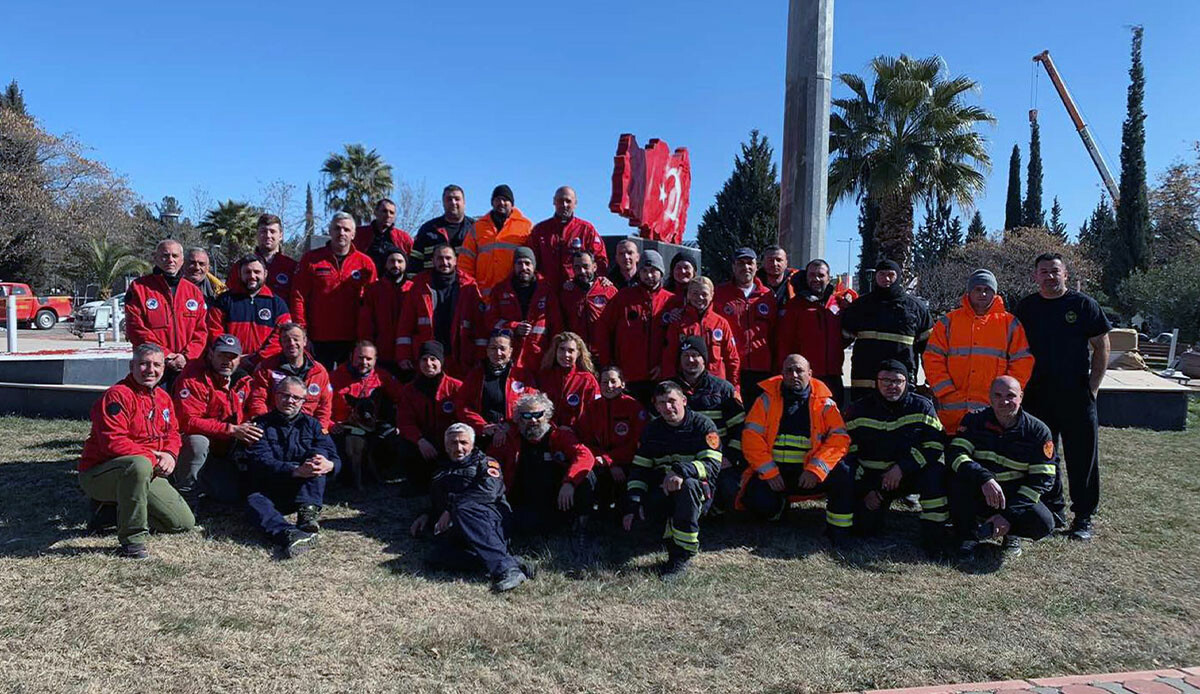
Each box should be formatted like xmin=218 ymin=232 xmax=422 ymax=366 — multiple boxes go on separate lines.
xmin=836 ymin=668 xmax=1200 ymax=694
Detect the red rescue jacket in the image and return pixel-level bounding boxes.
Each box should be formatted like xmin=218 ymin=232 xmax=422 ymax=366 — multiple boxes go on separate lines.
xmin=226 ymin=251 xmax=299 ymax=306
xmin=246 ymin=354 xmax=333 ymax=431
xmin=354 ymin=223 xmax=414 ymax=257
xmin=292 ymin=246 xmax=377 ymax=342
xmin=712 ymin=279 xmax=777 ymax=373
xmin=172 ymin=361 xmax=251 ymax=443
xmin=662 ymin=305 xmax=742 ymax=390
xmin=579 ymin=392 xmax=646 ymax=469
xmin=596 ymin=284 xmax=672 ymax=382
xmin=528 ymin=216 xmax=609 ymax=290
xmin=358 ymin=277 xmax=412 ymax=363
xmin=560 ymin=276 xmax=618 ymax=355
xmin=124 ymin=273 xmax=209 ymax=359
xmin=394 ymin=270 xmax=485 ymax=376
xmin=329 ymin=364 xmax=404 ymax=424
xmin=454 ymin=364 xmax=537 ymax=434
xmin=487 ymin=424 xmax=596 ymax=489
xmin=395 ymin=374 xmax=464 ymax=448
xmin=776 ymin=284 xmax=856 ymax=376
xmin=483 ymin=277 xmax=561 ymax=371
xmin=79 ymin=376 xmax=181 ymax=472
xmin=535 ymin=364 xmax=600 ymax=431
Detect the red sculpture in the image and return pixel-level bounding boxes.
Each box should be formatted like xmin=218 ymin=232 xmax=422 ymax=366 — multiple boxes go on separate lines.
xmin=609 ymin=134 xmax=691 ymax=244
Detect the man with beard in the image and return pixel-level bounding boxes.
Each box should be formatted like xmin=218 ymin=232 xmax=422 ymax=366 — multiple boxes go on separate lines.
xmin=411 ymin=185 xmax=475 ymax=273
xmin=488 ymin=392 xmax=597 ymax=536
xmin=757 ymin=245 xmax=799 ymax=306
xmin=777 ymin=259 xmax=857 ymax=406
xmin=596 ymin=250 xmax=672 ymax=405
xmin=839 ymin=259 xmax=932 ymax=403
xmin=172 ymin=334 xmax=258 ymax=508
xmin=713 ymin=248 xmax=778 ymax=407
xmin=329 ymin=341 xmax=404 ymax=487
xmin=460 ymin=184 xmax=533 ymax=300
xmin=226 ymin=214 xmax=299 ymax=305
xmin=606 ymin=238 xmax=641 ymax=289
xmin=358 ymin=247 xmax=412 ymax=376
xmin=293 ymin=212 xmax=377 ymax=369
xmin=184 ymin=248 xmax=226 ymax=307
xmin=409 ymin=423 xmax=533 ymax=592
xmin=354 ymin=198 xmax=414 ymax=271
xmin=246 ymin=323 xmax=333 ymax=432
xmin=560 ymin=250 xmax=617 ymax=358
xmin=395 ymin=341 xmax=464 ymax=492
xmin=124 ymin=240 xmax=209 ymax=389
xmin=528 ymin=186 xmax=608 ymax=290
xmin=206 ymin=256 xmax=292 ymax=372
xmin=837 ymin=360 xmax=948 ymax=556
xmin=395 ymin=244 xmax=485 ymax=377
xmin=483 ymin=247 xmax=560 ymax=371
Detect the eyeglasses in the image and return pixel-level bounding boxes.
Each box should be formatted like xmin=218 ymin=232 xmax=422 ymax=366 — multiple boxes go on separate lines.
xmin=278 ymin=393 xmax=306 ymax=403
xmin=518 ymin=411 xmax=546 ymax=420
xmin=878 ymin=377 xmax=907 ymax=387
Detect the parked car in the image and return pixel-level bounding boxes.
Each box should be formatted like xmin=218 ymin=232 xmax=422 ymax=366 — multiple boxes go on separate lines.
xmin=72 ymin=293 xmax=126 ymax=336
xmin=0 ymin=282 xmax=74 ymax=330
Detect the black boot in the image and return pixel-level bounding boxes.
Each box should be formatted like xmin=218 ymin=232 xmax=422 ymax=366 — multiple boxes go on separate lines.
xmin=296 ymin=505 xmax=322 ymax=533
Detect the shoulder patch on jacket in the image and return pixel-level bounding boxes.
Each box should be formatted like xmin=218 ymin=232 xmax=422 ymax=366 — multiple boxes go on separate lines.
xmin=1043 ymin=440 xmax=1055 ymax=458
xmin=706 ymin=432 xmax=721 ymax=450
xmin=105 ymin=401 xmax=122 ymax=417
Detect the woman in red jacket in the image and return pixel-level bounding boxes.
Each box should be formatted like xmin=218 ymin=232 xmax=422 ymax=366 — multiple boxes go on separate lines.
xmin=536 ymin=331 xmax=600 ymax=432
xmin=661 ymin=277 xmax=741 ymax=392
xmin=578 ymin=365 xmax=646 ymax=509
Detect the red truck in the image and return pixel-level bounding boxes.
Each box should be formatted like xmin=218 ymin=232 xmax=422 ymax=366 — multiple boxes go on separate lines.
xmin=0 ymin=282 xmax=74 ymax=330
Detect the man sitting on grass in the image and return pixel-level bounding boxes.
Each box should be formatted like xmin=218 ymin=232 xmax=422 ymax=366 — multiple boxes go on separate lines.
xmin=948 ymin=375 xmax=1057 ymax=560
xmin=78 ymin=343 xmax=195 ymax=559
xmin=240 ymin=376 xmax=340 ymax=558
xmin=410 ymin=423 xmax=533 ymax=592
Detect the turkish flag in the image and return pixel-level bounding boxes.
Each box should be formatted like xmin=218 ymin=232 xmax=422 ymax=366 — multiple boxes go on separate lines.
xmin=609 ymin=134 xmax=690 ymax=244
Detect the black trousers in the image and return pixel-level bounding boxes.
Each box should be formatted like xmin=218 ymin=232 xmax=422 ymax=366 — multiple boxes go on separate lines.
xmin=427 ymin=499 xmax=520 ymax=579
xmin=509 ymin=468 xmax=596 ymax=535
xmin=949 ymin=472 xmax=1054 ymax=542
xmin=1024 ymin=385 xmax=1100 ymax=522
xmin=632 ymin=470 xmax=713 ymax=557
xmin=842 ymin=459 xmax=949 ymax=539
xmin=741 ymin=461 xmax=853 ymax=529
xmin=311 ymin=340 xmax=354 ymax=371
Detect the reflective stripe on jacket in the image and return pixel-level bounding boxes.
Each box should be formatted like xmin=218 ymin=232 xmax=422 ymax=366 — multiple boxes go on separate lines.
xmin=459 ymin=208 xmax=533 ymax=298
xmin=740 ymin=376 xmax=849 ymax=487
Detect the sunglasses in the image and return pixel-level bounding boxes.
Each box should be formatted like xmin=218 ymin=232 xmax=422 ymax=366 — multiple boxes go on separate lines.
xmin=518 ymin=411 xmax=546 ymax=421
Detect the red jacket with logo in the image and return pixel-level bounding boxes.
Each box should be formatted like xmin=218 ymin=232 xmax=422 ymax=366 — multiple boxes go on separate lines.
xmin=487 ymin=424 xmax=596 ymax=489
xmin=454 ymin=364 xmax=537 ymax=434
xmin=246 ymin=354 xmax=333 ymax=431
xmin=124 ymin=274 xmax=209 ymax=358
xmin=329 ymin=364 xmax=404 ymax=424
xmin=395 ymin=374 xmax=464 ymax=448
xmin=661 ymin=305 xmax=742 ymax=390
xmin=713 ymin=279 xmax=777 ymax=373
xmin=394 ymin=270 xmax=485 ymax=376
xmin=528 ymin=216 xmax=609 ymax=290
xmin=560 ymin=276 xmax=618 ymax=354
xmin=354 ymin=223 xmax=414 ymax=257
xmin=579 ymin=392 xmax=646 ymax=470
xmin=225 ymin=252 xmax=299 ymax=306
xmin=483 ymin=277 xmax=561 ymax=371
xmin=292 ymin=246 xmax=377 ymax=342
xmin=358 ymin=277 xmax=412 ymax=363
xmin=776 ymin=284 xmax=857 ymax=376
xmin=535 ymin=365 xmax=600 ymax=431
xmin=205 ymin=285 xmax=291 ymax=368
xmin=172 ymin=361 xmax=251 ymax=442
xmin=595 ymin=284 xmax=672 ymax=382
xmin=79 ymin=376 xmax=181 ymax=472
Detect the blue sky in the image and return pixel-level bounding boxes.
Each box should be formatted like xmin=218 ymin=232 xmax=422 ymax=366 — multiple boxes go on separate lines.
xmin=4 ymin=1 xmax=1196 ymax=275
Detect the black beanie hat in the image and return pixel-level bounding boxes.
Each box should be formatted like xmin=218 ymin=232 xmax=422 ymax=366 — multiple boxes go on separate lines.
xmin=877 ymin=358 xmax=909 ymax=380
xmin=419 ymin=340 xmax=445 ymax=362
xmin=679 ymin=335 xmax=709 ymax=363
xmin=876 ymin=259 xmax=901 ymax=273
xmin=491 ymin=184 xmax=514 ymax=204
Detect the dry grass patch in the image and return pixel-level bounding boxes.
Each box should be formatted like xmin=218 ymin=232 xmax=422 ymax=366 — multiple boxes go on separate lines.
xmin=0 ymin=408 xmax=1197 ymax=693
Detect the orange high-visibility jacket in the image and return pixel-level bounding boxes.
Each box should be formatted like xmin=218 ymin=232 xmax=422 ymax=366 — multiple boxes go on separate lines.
xmin=459 ymin=208 xmax=533 ymax=299
xmin=740 ymin=376 xmax=850 ymax=493
xmin=924 ymin=295 xmax=1034 ymax=433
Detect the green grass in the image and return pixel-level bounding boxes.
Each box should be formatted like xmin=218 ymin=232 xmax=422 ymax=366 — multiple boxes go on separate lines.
xmin=0 ymin=407 xmax=1198 ymax=693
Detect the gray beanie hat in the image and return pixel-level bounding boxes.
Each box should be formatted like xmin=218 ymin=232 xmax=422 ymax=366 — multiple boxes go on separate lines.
xmin=967 ymin=268 xmax=998 ymax=293
xmin=639 ymin=249 xmax=665 ymax=274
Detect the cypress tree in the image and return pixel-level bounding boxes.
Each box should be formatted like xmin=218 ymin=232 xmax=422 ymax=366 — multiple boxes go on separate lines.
xmin=303 ymin=183 xmax=316 ymax=249
xmin=1023 ymin=120 xmax=1045 ymax=227
xmin=1111 ymin=25 xmax=1151 ymax=302
xmin=1049 ymin=197 xmax=1068 ymax=242
xmin=857 ymin=197 xmax=880 ymax=288
xmin=696 ymin=129 xmax=780 ymax=282
xmin=966 ymin=210 xmax=987 ymax=244
xmin=1004 ymin=145 xmax=1022 ymax=231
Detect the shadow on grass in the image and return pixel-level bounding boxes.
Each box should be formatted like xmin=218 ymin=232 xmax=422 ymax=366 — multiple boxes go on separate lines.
xmin=0 ymin=457 xmax=93 ymax=557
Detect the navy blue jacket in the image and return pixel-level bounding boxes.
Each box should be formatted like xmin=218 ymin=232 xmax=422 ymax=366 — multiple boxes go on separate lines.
xmin=242 ymin=410 xmax=341 ymax=480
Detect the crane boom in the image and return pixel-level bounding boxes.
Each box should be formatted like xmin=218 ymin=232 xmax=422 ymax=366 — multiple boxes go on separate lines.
xmin=1033 ymin=50 xmax=1120 ymax=204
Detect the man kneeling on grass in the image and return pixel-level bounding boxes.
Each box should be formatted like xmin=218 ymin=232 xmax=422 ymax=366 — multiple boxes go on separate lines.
xmin=79 ymin=343 xmax=196 ymax=559
xmin=240 ymin=376 xmax=340 ymax=558
xmin=410 ymin=423 xmax=534 ymax=592
xmin=948 ymin=375 xmax=1056 ymax=560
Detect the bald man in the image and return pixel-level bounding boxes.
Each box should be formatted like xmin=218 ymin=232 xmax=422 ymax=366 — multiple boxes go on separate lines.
xmin=528 ymin=186 xmax=608 ymax=290
xmin=124 ymin=240 xmax=209 ymax=387
xmin=947 ymin=375 xmax=1057 ymax=560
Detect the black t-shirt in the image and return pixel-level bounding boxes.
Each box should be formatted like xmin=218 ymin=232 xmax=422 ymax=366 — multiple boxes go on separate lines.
xmin=1014 ymin=290 xmax=1111 ymax=391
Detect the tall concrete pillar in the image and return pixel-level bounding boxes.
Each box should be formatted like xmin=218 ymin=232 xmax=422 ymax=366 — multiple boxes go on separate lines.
xmin=778 ymin=0 xmax=833 ymax=267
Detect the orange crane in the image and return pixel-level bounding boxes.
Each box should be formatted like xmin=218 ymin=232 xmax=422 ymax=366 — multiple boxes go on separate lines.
xmin=1032 ymin=50 xmax=1120 ymax=204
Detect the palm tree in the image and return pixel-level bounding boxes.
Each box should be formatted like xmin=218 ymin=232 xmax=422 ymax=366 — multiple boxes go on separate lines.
xmin=198 ymin=199 xmax=262 ymax=262
xmin=321 ymin=144 xmax=394 ymax=224
xmin=828 ymin=55 xmax=994 ymax=271
xmin=84 ymin=237 xmax=149 ymax=298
